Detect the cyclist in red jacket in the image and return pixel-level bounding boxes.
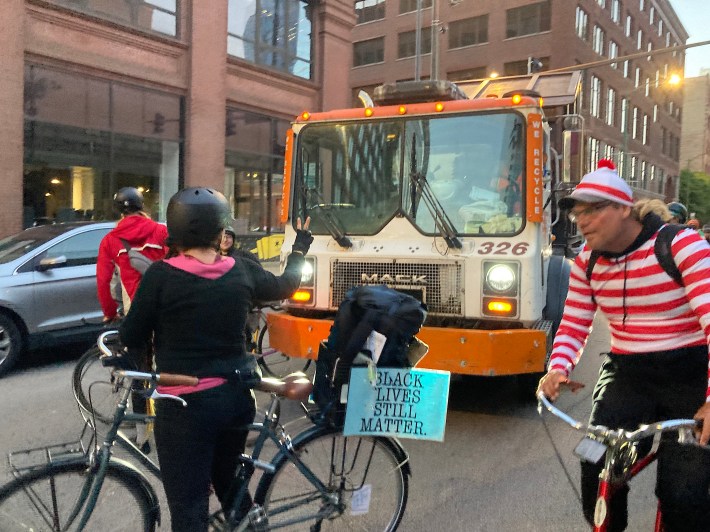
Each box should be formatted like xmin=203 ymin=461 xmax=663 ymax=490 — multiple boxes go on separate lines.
xmin=97 ymin=187 xmax=168 ymax=321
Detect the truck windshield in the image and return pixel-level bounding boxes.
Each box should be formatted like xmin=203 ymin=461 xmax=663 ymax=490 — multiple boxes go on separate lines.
xmin=294 ymin=111 xmax=525 ymax=237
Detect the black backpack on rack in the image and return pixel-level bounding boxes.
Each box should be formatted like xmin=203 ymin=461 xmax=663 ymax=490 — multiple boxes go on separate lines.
xmin=312 ymin=285 xmax=427 ymax=427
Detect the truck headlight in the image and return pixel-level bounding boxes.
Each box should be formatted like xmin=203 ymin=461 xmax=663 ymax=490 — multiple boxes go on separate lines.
xmin=483 ymin=262 xmax=519 ymax=296
xmin=301 ymin=258 xmax=314 ymax=285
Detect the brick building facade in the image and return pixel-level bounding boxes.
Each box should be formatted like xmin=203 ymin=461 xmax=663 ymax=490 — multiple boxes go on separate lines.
xmin=0 ymin=0 xmax=354 ymax=237
xmin=351 ymin=0 xmax=687 ymax=199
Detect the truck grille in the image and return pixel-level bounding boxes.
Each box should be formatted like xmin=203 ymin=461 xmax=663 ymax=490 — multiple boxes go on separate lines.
xmin=330 ymin=260 xmax=463 ymax=316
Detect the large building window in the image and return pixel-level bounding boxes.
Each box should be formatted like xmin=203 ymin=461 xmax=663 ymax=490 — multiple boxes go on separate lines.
xmin=611 ymin=0 xmax=621 ymax=23
xmin=398 ymin=28 xmax=432 ymax=58
xmin=447 ymin=66 xmax=487 ymax=81
xmin=23 ymin=64 xmax=182 ymax=227
xmin=609 ymin=40 xmax=619 ymax=68
xmin=506 ymin=1 xmax=551 ymax=38
xmin=575 ymin=7 xmax=589 ymax=41
xmin=606 ymin=88 xmax=616 ymax=126
xmin=399 ymin=0 xmax=432 ymax=14
xmin=590 ymin=76 xmax=602 ymax=118
xmin=356 ymin=0 xmax=386 ymax=24
xmin=224 ymin=109 xmax=289 ymax=240
xmin=48 ymin=0 xmax=179 ymax=37
xmin=448 ymin=15 xmax=489 ymax=48
xmin=504 ymin=57 xmax=550 ymax=76
xmin=354 ymin=37 xmax=385 ymax=66
xmin=592 ymin=25 xmax=605 ymax=55
xmin=227 ymin=0 xmax=312 ymax=79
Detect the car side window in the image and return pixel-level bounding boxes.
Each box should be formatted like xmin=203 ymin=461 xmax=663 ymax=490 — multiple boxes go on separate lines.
xmin=25 ymin=229 xmax=111 ymax=271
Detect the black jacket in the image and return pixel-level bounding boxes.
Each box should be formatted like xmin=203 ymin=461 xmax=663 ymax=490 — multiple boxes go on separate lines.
xmin=119 ymin=253 xmax=303 ymax=377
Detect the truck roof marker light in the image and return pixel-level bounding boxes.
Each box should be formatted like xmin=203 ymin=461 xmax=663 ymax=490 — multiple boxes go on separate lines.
xmin=511 ymin=94 xmax=522 ymax=105
xmin=300 ymin=111 xmax=310 ymax=121
xmin=398 ymin=105 xmax=407 ymax=115
xmin=364 ymin=107 xmax=374 ymax=117
xmin=435 ymin=102 xmax=445 ymax=112
xmin=290 ymin=289 xmax=312 ymax=303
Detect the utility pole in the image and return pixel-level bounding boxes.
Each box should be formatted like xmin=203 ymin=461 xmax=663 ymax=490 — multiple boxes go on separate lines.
xmin=430 ymin=0 xmax=440 ymax=81
xmin=414 ymin=0 xmax=422 ymax=81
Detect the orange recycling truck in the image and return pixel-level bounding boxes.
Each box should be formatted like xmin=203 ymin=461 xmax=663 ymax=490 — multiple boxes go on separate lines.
xmin=267 ymin=71 xmax=583 ymax=388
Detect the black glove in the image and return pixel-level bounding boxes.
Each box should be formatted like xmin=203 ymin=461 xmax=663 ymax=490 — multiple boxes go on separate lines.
xmin=292 ymin=228 xmax=313 ymax=255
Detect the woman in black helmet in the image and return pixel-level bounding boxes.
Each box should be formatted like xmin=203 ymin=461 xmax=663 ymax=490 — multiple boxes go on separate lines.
xmin=119 ymin=187 xmax=311 ymax=531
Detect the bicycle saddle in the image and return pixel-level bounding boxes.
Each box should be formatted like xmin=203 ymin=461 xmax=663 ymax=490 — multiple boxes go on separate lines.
xmin=258 ymin=372 xmax=313 ymax=402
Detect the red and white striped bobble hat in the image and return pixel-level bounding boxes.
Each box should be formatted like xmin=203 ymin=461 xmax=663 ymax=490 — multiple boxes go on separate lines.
xmin=559 ymin=159 xmax=634 ymax=209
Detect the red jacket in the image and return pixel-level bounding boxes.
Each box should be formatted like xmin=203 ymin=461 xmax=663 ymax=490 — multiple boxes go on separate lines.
xmin=97 ymin=215 xmax=168 ymax=319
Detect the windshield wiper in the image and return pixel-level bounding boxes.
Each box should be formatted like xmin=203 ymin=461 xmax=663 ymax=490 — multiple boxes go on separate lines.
xmin=301 ymin=187 xmax=352 ymax=248
xmin=408 ymin=133 xmax=462 ymax=249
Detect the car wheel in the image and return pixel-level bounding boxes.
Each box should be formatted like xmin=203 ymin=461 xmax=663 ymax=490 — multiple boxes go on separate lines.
xmin=0 ymin=314 xmax=24 ymax=378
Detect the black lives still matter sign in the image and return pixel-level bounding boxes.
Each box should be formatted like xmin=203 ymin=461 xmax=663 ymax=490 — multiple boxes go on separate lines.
xmin=343 ymin=368 xmax=450 ymax=441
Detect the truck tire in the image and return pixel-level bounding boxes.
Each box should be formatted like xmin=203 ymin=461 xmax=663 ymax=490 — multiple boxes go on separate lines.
xmin=0 ymin=313 xmax=24 ymax=378
xmin=543 ymin=254 xmax=571 ymax=351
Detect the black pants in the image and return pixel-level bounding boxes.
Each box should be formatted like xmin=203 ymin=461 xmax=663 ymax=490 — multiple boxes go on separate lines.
xmin=581 ymin=347 xmax=710 ymax=531
xmin=154 ymin=381 xmax=256 ymax=532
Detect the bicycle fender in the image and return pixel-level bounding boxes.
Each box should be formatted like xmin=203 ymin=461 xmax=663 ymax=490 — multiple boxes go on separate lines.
xmin=108 ymin=457 xmax=162 ymax=526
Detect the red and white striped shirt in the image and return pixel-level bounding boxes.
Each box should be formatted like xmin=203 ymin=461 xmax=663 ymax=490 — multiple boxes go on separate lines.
xmin=548 ymin=226 xmax=710 ymax=399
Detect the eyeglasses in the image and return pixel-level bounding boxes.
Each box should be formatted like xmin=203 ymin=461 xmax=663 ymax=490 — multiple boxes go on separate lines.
xmin=568 ymin=201 xmax=613 ymax=223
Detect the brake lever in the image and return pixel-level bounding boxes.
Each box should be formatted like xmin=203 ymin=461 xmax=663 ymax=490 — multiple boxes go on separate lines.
xmin=150 ymin=389 xmax=187 ymax=407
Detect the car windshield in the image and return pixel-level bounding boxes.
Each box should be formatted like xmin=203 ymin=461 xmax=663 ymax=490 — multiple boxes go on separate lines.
xmin=293 ymin=111 xmax=525 ymax=237
xmin=0 ymin=225 xmax=85 ymax=264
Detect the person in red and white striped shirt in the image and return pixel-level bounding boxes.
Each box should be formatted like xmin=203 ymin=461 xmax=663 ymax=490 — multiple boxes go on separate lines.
xmin=538 ymin=160 xmax=710 ymax=532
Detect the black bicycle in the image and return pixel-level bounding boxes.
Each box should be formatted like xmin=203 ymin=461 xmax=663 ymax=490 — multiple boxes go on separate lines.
xmin=2 ymin=331 xmax=410 ymax=531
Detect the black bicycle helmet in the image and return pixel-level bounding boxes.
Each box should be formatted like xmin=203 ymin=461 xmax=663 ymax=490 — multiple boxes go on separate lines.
xmin=667 ymin=202 xmax=688 ymax=224
xmin=113 ymin=187 xmax=144 ymax=214
xmin=166 ymin=187 xmax=232 ymax=248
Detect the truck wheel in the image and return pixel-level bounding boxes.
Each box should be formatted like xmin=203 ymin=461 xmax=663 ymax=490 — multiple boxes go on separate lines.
xmin=0 ymin=313 xmax=24 ymax=378
xmin=517 ymin=372 xmax=543 ymax=401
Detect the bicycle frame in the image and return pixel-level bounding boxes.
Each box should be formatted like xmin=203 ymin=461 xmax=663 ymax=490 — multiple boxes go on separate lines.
xmin=75 ymin=381 xmax=160 ymax=530
xmin=594 ymin=443 xmax=660 ymax=532
xmin=538 ymin=393 xmax=698 ymax=532
xmin=225 ymin=394 xmax=340 ymax=530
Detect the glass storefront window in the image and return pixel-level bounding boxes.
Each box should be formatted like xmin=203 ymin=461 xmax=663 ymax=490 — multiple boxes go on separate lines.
xmin=48 ymin=0 xmax=179 ymax=38
xmin=23 ymin=64 xmax=182 ymax=228
xmin=225 ymin=108 xmax=289 ymax=242
xmin=227 ymin=0 xmax=312 ymax=79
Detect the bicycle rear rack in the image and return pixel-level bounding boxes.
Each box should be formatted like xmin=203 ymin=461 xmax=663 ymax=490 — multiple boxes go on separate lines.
xmin=7 ymin=423 xmax=93 ymax=475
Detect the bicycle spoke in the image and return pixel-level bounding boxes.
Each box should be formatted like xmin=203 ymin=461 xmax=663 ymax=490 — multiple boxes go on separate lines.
xmin=258 ymin=432 xmax=408 ymax=531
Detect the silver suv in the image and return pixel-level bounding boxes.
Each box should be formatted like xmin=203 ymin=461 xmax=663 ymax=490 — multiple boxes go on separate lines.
xmin=0 ymin=222 xmax=115 ymax=377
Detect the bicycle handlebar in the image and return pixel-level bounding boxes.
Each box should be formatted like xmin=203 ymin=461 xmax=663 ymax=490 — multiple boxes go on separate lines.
xmin=537 ymin=391 xmax=699 ymax=445
xmin=97 ymin=330 xmax=313 ymax=402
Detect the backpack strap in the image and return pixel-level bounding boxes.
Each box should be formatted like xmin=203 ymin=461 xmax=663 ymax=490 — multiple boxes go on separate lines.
xmin=340 ymin=308 xmax=379 ymax=362
xmin=119 ymin=238 xmax=132 ymax=252
xmin=585 ymin=250 xmax=601 ymax=305
xmin=654 ymin=224 xmax=684 ymax=286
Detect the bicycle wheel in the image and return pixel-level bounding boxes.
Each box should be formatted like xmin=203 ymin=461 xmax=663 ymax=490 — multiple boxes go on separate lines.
xmin=255 ymin=428 xmax=408 ymax=531
xmin=256 ymin=315 xmax=312 ymax=379
xmin=0 ymin=460 xmax=158 ymax=531
xmin=72 ymin=345 xmax=135 ymax=427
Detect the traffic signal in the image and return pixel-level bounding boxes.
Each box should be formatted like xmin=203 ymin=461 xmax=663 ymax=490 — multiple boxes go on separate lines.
xmin=153 ymin=112 xmax=165 ymax=134
xmin=226 ymin=111 xmax=236 ymax=136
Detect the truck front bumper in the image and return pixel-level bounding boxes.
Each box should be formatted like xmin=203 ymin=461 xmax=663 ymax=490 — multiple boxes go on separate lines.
xmin=266 ymin=312 xmax=547 ymax=376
